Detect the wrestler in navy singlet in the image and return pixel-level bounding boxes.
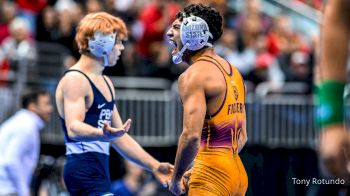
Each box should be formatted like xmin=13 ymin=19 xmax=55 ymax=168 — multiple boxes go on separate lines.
xmin=60 ymin=70 xmax=115 ymax=196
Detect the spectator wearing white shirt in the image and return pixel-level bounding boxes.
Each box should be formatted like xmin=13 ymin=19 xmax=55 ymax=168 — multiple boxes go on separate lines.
xmin=0 ymin=88 xmax=53 ymax=196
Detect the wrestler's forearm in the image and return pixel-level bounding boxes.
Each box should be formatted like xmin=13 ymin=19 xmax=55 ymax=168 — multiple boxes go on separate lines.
xmin=237 ymin=132 xmax=247 ymax=153
xmin=238 ymin=110 xmax=248 ymax=153
xmin=172 ymin=131 xmax=200 ymax=181
xmin=111 ymin=134 xmax=159 ymax=172
xmin=67 ymin=120 xmax=105 ymax=141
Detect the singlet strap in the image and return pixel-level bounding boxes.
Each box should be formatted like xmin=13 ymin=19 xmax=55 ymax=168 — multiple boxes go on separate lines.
xmin=102 ymin=76 xmax=114 ymax=100
xmin=202 ymin=55 xmax=232 ymax=76
xmin=64 ymin=69 xmax=94 ymax=85
xmin=194 ymin=58 xmax=228 ymax=119
xmin=64 ymin=69 xmax=114 ymax=102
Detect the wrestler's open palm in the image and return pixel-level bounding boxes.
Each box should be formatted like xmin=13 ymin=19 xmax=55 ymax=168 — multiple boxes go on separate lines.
xmin=153 ymin=163 xmax=174 ymax=188
xmin=103 ymin=119 xmax=131 ymax=141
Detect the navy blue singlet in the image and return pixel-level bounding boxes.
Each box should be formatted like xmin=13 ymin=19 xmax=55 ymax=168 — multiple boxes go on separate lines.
xmin=60 ymin=69 xmax=115 ymax=196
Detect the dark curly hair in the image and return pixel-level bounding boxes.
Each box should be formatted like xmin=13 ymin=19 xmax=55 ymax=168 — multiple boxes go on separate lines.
xmin=176 ymin=4 xmax=223 ymax=44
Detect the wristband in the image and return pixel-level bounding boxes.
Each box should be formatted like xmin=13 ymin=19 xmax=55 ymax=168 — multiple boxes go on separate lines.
xmin=315 ymin=80 xmax=345 ymax=129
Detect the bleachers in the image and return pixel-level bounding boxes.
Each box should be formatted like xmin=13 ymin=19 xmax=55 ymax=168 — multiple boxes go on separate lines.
xmin=0 ymin=74 xmax=320 ymax=148
xmin=0 ymin=40 xmax=323 ymax=148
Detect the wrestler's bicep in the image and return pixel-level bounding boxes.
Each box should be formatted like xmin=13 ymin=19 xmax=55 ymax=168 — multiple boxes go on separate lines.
xmin=179 ymin=72 xmax=206 ymax=135
xmin=61 ymin=75 xmax=89 ymax=130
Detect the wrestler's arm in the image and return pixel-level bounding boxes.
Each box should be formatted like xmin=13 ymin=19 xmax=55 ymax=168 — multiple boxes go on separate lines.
xmin=109 ymin=101 xmax=174 ymax=187
xmin=172 ymin=69 xmax=206 ymax=182
xmin=105 ymin=77 xmax=173 ymax=183
xmin=60 ymin=73 xmax=128 ymax=141
xmin=103 ymin=76 xmax=159 ymax=171
xmin=317 ymin=0 xmax=350 ymax=177
xmin=110 ymin=104 xmax=160 ymax=171
xmin=238 ymin=107 xmax=247 ymax=153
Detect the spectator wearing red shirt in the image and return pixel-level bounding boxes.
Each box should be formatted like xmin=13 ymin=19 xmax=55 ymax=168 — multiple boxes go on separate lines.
xmin=136 ymin=0 xmax=180 ymax=59
xmin=266 ymin=15 xmax=305 ymax=57
xmin=16 ymin=0 xmax=48 ymax=35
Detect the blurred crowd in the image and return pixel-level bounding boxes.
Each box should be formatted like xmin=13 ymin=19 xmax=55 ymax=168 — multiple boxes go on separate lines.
xmin=0 ymin=0 xmax=322 ymax=89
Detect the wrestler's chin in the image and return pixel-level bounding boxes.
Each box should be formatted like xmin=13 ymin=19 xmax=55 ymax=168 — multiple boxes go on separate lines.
xmin=106 ymin=58 xmax=119 ymax=67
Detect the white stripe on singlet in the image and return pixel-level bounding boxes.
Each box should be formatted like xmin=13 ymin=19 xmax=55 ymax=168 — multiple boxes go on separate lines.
xmin=65 ymin=141 xmax=110 ymax=155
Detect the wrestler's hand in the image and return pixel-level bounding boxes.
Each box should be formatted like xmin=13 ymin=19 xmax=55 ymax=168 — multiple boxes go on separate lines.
xmin=183 ymin=169 xmax=191 ymax=191
xmin=152 ymin=162 xmax=174 ymax=188
xmin=319 ymin=126 xmax=350 ymax=180
xmin=169 ymin=178 xmax=187 ymax=196
xmin=102 ymin=119 xmax=132 ymax=141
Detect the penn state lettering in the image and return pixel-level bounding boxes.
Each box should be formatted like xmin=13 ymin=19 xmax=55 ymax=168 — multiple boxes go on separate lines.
xmin=97 ymin=108 xmax=112 ymax=128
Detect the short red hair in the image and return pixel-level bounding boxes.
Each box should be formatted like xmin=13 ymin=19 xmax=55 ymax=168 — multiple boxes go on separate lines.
xmin=75 ymin=12 xmax=128 ymax=53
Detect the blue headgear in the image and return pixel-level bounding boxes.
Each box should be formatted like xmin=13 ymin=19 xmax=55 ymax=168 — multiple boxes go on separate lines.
xmin=172 ymin=15 xmax=213 ymax=64
xmin=88 ymin=31 xmax=116 ymax=66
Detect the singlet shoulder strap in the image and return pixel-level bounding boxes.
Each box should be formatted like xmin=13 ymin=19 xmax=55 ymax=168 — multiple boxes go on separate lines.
xmin=102 ymin=76 xmax=114 ymax=100
xmin=199 ymin=55 xmax=232 ymax=76
xmin=64 ymin=69 xmax=94 ymax=85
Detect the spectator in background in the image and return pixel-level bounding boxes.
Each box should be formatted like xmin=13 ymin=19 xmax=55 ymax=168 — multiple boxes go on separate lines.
xmin=214 ymin=27 xmax=255 ymax=78
xmin=147 ymin=41 xmax=175 ymax=80
xmin=85 ymin=0 xmax=105 ymax=13
xmin=15 ymin=0 xmax=48 ymax=35
xmin=70 ymin=3 xmax=85 ymax=27
xmin=249 ymin=33 xmax=285 ymax=85
xmin=0 ymin=17 xmax=37 ymax=62
xmin=111 ymin=160 xmax=158 ymax=196
xmin=136 ymin=0 xmax=180 ymax=59
xmin=36 ymin=6 xmax=59 ymax=43
xmin=0 ymin=88 xmax=53 ymax=196
xmin=282 ymin=50 xmax=313 ymax=84
xmin=266 ymin=15 xmax=305 ymax=57
xmin=106 ymin=0 xmax=138 ymax=22
xmin=0 ymin=17 xmax=37 ymax=83
xmin=135 ymin=0 xmax=181 ymax=79
xmin=0 ymin=1 xmax=17 ymax=44
xmin=56 ymin=8 xmax=78 ymax=59
xmin=234 ymin=0 xmax=272 ymax=33
xmin=239 ymin=12 xmax=263 ymax=49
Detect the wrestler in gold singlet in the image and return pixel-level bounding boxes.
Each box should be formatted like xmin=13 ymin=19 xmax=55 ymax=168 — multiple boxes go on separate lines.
xmin=167 ymin=4 xmax=248 ymax=196
xmin=188 ymin=56 xmax=248 ymax=196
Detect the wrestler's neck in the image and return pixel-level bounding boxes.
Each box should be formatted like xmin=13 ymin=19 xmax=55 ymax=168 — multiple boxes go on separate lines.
xmin=76 ymin=55 xmax=105 ymax=75
xmin=187 ymin=47 xmax=215 ymax=65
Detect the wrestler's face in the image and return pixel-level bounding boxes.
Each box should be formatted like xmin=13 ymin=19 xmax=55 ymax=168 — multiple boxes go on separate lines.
xmin=107 ymin=38 xmax=124 ymax=66
xmin=166 ymin=19 xmax=182 ymax=57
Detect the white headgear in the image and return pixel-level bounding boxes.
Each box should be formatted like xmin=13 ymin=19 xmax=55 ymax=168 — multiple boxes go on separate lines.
xmin=172 ymin=15 xmax=213 ymax=64
xmin=88 ymin=31 xmax=116 ymax=66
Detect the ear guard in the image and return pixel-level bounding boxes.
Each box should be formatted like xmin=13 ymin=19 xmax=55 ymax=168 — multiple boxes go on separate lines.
xmin=172 ymin=15 xmax=213 ymax=64
xmin=88 ymin=31 xmax=116 ymax=66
